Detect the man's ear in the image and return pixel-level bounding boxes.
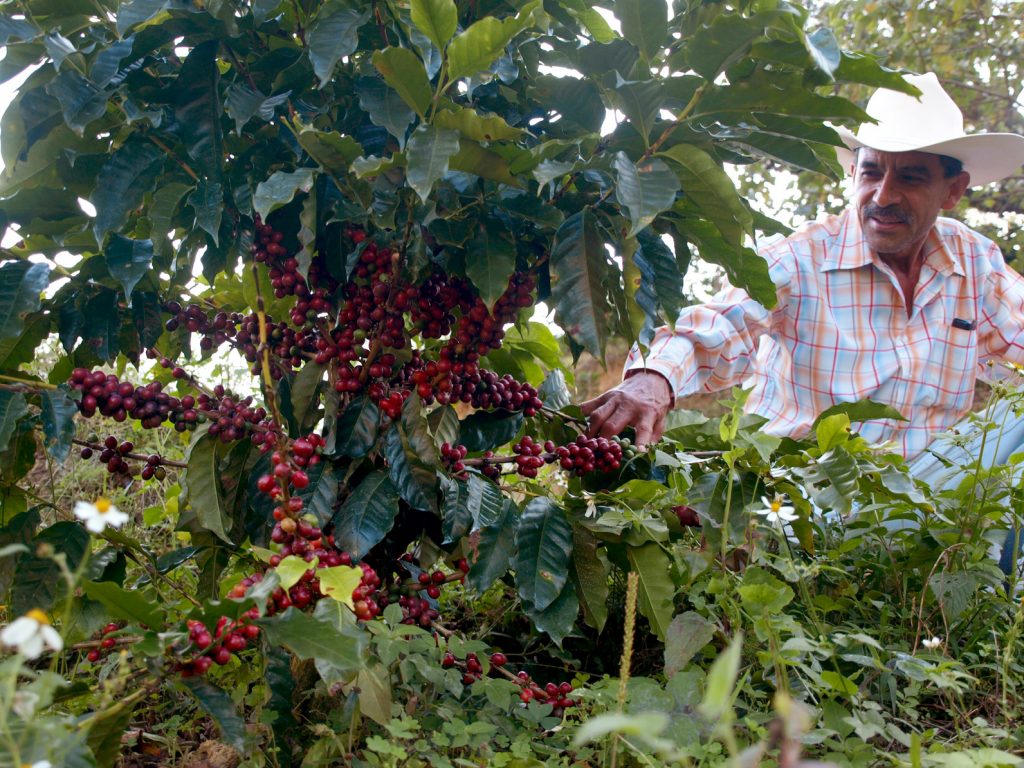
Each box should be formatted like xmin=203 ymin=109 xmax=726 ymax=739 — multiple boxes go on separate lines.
xmin=942 ymin=171 xmax=971 ymax=209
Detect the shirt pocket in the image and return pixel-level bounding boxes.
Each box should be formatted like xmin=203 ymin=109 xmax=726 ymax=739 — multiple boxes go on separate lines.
xmin=921 ymin=320 xmax=977 ymax=409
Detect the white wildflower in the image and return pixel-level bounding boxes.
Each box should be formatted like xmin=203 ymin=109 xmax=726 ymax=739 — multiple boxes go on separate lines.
xmin=73 ymin=497 xmax=129 ymax=534
xmin=0 ymin=609 xmax=63 ymax=659
xmin=922 ymin=636 xmax=943 ymax=650
xmin=755 ymin=495 xmax=798 ymax=526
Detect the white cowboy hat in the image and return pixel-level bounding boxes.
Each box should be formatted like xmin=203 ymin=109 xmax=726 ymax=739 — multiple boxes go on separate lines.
xmin=835 ymin=72 xmax=1024 ymax=187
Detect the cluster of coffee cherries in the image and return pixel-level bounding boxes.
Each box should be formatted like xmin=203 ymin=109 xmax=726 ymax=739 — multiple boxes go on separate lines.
xmin=230 ymin=558 xmax=384 ymax=622
xmin=78 ymin=436 xmax=168 ymax=481
xmin=440 ymin=648 xmax=578 ymax=718
xmin=84 ymin=622 xmax=124 ymax=663
xmin=517 ymin=676 xmax=577 ymax=718
xmin=252 ymin=216 xmax=340 ymax=304
xmin=391 ymin=562 xmax=462 ymax=629
xmin=69 ymin=368 xmax=180 ymax=428
xmin=177 ymin=613 xmax=262 ymax=676
xmin=451 ymin=435 xmax=628 ymax=480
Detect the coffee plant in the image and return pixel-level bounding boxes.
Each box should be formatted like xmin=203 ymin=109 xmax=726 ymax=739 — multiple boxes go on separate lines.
xmin=2 ymin=0 xmax=1022 ymax=766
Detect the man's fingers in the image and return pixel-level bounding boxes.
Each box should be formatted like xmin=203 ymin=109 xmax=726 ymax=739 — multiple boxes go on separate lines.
xmin=594 ymin=403 xmax=635 ymax=438
xmin=579 ymin=390 xmax=611 ymax=416
xmin=634 ymin=411 xmax=657 ymax=449
xmin=585 ymin=400 xmax=619 ymax=436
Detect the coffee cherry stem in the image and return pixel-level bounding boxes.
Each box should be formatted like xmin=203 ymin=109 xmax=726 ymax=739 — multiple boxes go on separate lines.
xmin=0 ymin=374 xmax=58 ymax=391
xmin=538 ymin=405 xmax=587 ymax=428
xmin=69 ymin=634 xmax=141 ymax=650
xmin=72 ymin=438 xmax=188 ymax=469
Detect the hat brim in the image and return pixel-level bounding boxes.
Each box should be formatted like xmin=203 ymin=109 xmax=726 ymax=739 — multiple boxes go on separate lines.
xmin=835 ymin=127 xmax=1024 ymax=187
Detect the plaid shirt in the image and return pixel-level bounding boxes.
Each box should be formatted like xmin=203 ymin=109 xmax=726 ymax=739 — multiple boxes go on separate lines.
xmin=625 ymin=210 xmax=1024 ymax=458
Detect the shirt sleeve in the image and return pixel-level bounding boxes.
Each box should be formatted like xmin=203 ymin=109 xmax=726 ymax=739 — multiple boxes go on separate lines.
xmin=623 ymin=249 xmax=791 ymax=403
xmin=978 ymin=244 xmax=1024 ymax=366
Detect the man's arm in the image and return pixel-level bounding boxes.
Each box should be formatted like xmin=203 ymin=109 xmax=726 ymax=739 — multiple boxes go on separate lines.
xmin=581 ymin=371 xmax=673 ymax=448
xmin=578 ymin=264 xmax=790 ymax=447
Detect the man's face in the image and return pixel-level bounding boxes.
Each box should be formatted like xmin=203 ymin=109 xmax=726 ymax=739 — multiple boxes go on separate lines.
xmin=852 ymin=148 xmax=970 ymax=263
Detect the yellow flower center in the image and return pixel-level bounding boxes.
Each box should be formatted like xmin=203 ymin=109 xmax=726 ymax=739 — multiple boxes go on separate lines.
xmin=770 ymin=500 xmax=781 ymax=513
xmin=95 ymin=497 xmax=112 ymax=514
xmin=26 ymin=608 xmax=50 ymax=625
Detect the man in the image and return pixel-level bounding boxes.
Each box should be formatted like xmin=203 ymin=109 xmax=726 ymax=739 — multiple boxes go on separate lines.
xmin=583 ymin=73 xmax=1024 ymax=466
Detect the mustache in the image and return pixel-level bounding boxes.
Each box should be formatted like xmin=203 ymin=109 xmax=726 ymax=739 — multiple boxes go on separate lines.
xmin=864 ymin=204 xmax=910 ymax=223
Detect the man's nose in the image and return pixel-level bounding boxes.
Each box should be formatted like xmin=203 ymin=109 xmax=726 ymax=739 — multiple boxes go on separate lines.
xmin=873 ymin=173 xmax=900 ymax=206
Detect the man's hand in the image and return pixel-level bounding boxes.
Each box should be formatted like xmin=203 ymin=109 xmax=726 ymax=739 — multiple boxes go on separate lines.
xmin=580 ymin=372 xmax=673 ymax=449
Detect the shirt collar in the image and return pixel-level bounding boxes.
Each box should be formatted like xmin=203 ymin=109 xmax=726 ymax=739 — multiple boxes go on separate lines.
xmin=820 ymin=210 xmax=965 ymax=277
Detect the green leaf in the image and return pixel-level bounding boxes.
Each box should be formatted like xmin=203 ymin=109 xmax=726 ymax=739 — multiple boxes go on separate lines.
xmin=560 ymin=0 xmax=617 ymax=43
xmin=813 ymin=399 xmax=907 ymax=428
xmin=91 ymin=138 xmax=165 ymax=243
xmin=294 ymin=460 xmax=339 ymax=528
xmin=308 ymin=4 xmax=370 ymax=88
xmin=698 ymin=632 xmax=742 ymax=720
xmin=796 ymin=445 xmax=860 ymax=516
xmin=0 ymin=392 xmax=28 ymax=454
xmin=405 ymin=124 xmax=460 ymax=202
xmin=400 ymin=393 xmax=440 ymax=467
xmin=181 ymin=431 xmax=234 ymax=544
xmin=13 ymin=521 xmax=90 ymax=614
xmin=0 ymin=261 xmax=50 ymax=340
xmin=104 ymin=234 xmax=154 ymax=303
xmin=627 ymin=543 xmax=675 ymax=641
xmin=610 ymin=78 xmax=663 ymax=146
xmin=330 ymin=470 xmax=399 ymax=560
xmin=458 ymin=410 xmax=523 ymax=453
xmin=738 ymin=568 xmax=794 ymax=614
xmin=225 ymin=84 xmax=290 ymax=135
xmin=384 ymin=423 xmax=438 ymax=512
xmin=356 ymin=75 xmax=416 ymax=147
xmin=614 ymin=0 xmax=667 ymax=65
xmin=288 ymin=360 xmax=325 ymax=434
xmin=465 ymin=217 xmax=516 ymax=308
xmin=40 ymin=386 xmax=77 ymax=462
xmin=659 ymin=143 xmax=752 ymax=248
xmin=538 ymin=369 xmax=570 ymax=411
xmin=318 ymin=565 xmax=362 ymax=607
xmin=372 ymin=47 xmax=431 ymax=118
xmin=571 ymin=524 xmax=608 ymax=632
xmin=614 ymin=152 xmax=679 ymax=238
xmin=181 ymin=678 xmax=247 ymax=751
xmin=434 ymin=105 xmax=525 ymax=143
xmin=410 ymin=0 xmax=457 ymax=51
xmin=446 ymin=2 xmax=542 ymax=81
xmin=45 ymin=70 xmax=108 ymax=136
xmin=676 ymin=218 xmax=776 ymax=309
xmin=295 ymin=126 xmax=363 ymax=177
xmin=0 ymin=314 xmax=49 ymax=372
xmin=549 ymin=209 xmax=611 ymax=360
xmin=448 ymin=140 xmax=521 ymax=187
xmin=357 ymin=665 xmax=393 ymax=726
xmin=633 ymin=228 xmax=685 ymax=335
xmin=527 ymin=580 xmax=578 ymax=647
xmin=253 ymin=168 xmax=315 ymax=221
xmin=515 ymin=497 xmax=573 ymax=612
xmin=466 ymin=473 xmax=503 ymax=529
xmin=86 ymin=700 xmax=137 ymax=768
xmin=695 ymin=76 xmax=870 ymax=124
xmin=149 ymin=181 xmax=192 ymax=258
xmin=188 ymin=179 xmax=223 ymax=246
xmin=664 ymin=611 xmax=715 ymax=678
xmin=275 ymin=554 xmax=315 ymax=591
xmin=175 ymin=41 xmax=224 ymax=186
xmin=333 ymin=396 xmax=380 ymax=458
xmin=252 ymin=0 xmax=284 ymax=23
xmin=467 ymin=499 xmax=517 ymax=593
xmin=684 ymin=10 xmax=792 ymax=81
xmin=259 ymin=605 xmax=364 ymax=673
xmin=82 ymin=580 xmax=166 ymax=629
xmin=116 ymin=0 xmax=170 ymax=36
